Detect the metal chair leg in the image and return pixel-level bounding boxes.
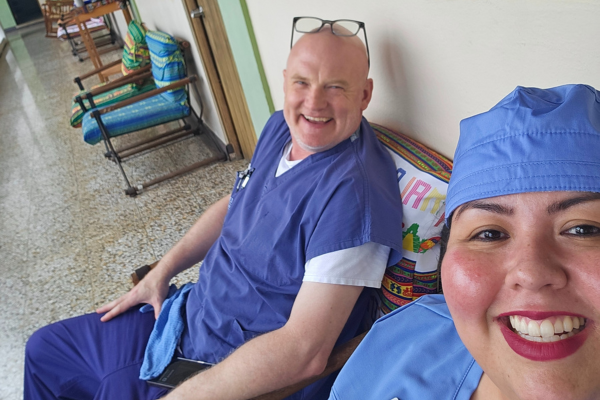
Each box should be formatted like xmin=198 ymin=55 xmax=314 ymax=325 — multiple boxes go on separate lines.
xmin=92 ymin=111 xmax=136 ymax=195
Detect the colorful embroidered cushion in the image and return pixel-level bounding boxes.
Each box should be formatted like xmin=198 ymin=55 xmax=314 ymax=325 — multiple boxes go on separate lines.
xmin=70 ymin=81 xmax=156 ymax=128
xmin=81 ymin=94 xmax=190 ymax=145
xmin=121 ymin=20 xmax=150 ymax=75
xmin=145 ymin=30 xmax=187 ymax=103
xmin=371 ymin=123 xmax=452 ymax=315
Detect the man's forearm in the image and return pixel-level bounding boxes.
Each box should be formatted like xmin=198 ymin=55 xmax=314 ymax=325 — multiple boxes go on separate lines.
xmin=164 ymin=326 xmax=326 ymax=400
xmin=157 ymin=194 xmax=231 ymax=280
xmin=164 ymin=283 xmax=363 ymax=400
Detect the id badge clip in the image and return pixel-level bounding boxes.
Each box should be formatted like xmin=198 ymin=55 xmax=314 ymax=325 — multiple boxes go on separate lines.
xmin=236 ymin=164 xmax=255 ymax=192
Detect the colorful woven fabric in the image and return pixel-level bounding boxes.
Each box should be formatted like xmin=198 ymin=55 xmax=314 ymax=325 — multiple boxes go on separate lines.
xmin=370 ymin=123 xmax=453 ymax=315
xmin=145 ymin=30 xmax=186 ymax=103
xmin=81 ymin=94 xmax=190 ymax=145
xmin=70 ymin=81 xmax=155 ymax=128
xmin=121 ymin=20 xmax=150 ymax=75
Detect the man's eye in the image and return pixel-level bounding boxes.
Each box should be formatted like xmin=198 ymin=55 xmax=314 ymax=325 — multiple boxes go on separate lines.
xmin=295 ymin=81 xmax=307 ymax=86
xmin=564 ymin=225 xmax=600 ymax=236
xmin=471 ymin=230 xmax=506 ymax=241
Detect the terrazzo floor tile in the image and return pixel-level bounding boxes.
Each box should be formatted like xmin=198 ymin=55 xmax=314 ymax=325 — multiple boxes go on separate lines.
xmin=0 ymin=22 xmax=244 ymax=399
xmin=183 ymin=160 xmax=246 ymax=196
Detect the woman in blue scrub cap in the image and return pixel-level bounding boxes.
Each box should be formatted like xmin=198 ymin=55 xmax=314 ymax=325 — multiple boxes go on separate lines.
xmin=329 ymin=84 xmax=600 ymax=400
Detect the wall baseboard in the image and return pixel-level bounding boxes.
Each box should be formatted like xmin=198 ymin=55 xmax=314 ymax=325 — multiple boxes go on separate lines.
xmin=184 ymin=114 xmax=235 ymax=161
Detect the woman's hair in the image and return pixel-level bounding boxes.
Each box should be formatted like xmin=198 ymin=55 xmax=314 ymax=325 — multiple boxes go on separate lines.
xmin=436 ymin=220 xmax=451 ymax=294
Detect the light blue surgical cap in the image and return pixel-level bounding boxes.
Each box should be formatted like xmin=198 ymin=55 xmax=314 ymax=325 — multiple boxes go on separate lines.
xmin=446 ymin=84 xmax=600 ymax=223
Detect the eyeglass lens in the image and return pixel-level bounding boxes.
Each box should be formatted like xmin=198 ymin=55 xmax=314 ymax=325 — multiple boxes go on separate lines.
xmin=295 ymin=17 xmax=361 ymax=36
xmin=291 ymin=17 xmax=370 ymax=69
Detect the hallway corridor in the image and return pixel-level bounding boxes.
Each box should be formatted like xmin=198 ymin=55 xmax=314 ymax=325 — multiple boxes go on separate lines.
xmin=0 ymin=23 xmax=244 ymax=399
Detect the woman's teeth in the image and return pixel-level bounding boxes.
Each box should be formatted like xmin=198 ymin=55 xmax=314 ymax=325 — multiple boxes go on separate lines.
xmin=509 ymin=315 xmax=586 ymax=342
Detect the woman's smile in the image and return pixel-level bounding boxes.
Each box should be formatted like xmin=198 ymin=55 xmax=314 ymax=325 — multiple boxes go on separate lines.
xmin=495 ymin=313 xmax=590 ymax=361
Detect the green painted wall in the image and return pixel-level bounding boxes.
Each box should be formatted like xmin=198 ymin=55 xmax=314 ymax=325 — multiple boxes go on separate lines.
xmin=129 ymin=0 xmax=142 ymax=23
xmin=0 ymin=0 xmax=16 ymax=30
xmin=217 ymin=0 xmax=273 ymax=138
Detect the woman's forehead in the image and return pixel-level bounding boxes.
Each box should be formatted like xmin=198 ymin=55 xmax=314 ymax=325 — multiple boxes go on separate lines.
xmin=453 ymin=191 xmax=600 ymax=221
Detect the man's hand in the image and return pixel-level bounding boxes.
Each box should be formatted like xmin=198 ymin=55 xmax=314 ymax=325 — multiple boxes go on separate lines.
xmin=96 ymin=264 xmax=171 ymax=321
xmin=163 ymin=282 xmax=364 ymax=400
xmin=96 ymin=194 xmax=231 ymax=322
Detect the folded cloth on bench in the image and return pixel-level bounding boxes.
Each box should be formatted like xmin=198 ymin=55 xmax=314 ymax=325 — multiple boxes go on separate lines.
xmin=81 ymin=93 xmax=190 ymax=145
xmin=70 ymin=81 xmax=156 ymax=128
xmin=139 ymin=283 xmax=194 ymax=380
xmin=58 ymin=17 xmax=105 ymax=39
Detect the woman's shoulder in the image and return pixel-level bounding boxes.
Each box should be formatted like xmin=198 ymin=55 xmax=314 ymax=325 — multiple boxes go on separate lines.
xmin=329 ymin=295 xmax=482 ymax=400
xmin=376 ymin=294 xmax=452 ymax=325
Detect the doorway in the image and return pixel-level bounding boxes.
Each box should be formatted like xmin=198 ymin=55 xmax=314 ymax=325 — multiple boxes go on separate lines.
xmin=7 ymin=0 xmax=43 ymax=25
xmin=183 ymin=0 xmax=257 ymax=160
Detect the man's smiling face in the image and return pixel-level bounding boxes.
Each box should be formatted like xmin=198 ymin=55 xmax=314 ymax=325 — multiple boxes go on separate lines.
xmin=282 ymin=29 xmax=372 ymax=161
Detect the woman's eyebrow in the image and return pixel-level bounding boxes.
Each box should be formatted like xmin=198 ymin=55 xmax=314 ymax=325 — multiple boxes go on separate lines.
xmin=454 ymin=200 xmax=514 ymax=221
xmin=547 ymin=193 xmax=600 ymax=214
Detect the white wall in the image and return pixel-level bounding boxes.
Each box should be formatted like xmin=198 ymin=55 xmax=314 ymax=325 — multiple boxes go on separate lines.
xmin=129 ymin=0 xmax=227 ymax=144
xmin=246 ymin=0 xmax=600 ymax=158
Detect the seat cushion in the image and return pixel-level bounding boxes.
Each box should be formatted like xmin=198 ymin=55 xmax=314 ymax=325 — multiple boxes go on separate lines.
xmin=70 ymin=81 xmax=156 ymax=128
xmin=145 ymin=30 xmax=186 ymax=103
xmin=81 ymin=94 xmax=190 ymax=145
xmin=371 ymin=123 xmax=452 ymax=315
xmin=121 ymin=20 xmax=150 ymax=75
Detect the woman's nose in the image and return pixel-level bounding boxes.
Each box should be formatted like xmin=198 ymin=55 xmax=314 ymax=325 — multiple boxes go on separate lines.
xmin=504 ymin=238 xmax=568 ymax=292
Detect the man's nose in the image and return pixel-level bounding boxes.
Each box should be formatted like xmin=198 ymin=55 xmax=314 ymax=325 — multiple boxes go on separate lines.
xmin=305 ymin=87 xmax=327 ymax=109
xmin=504 ymin=237 xmax=568 ymax=292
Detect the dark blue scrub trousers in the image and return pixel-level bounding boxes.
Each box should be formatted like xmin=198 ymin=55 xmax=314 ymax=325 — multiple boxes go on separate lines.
xmin=24 ymin=307 xmax=169 ymax=400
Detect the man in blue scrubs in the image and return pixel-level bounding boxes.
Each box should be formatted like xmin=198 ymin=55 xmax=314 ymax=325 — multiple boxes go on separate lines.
xmin=25 ymin=18 xmax=403 ymax=400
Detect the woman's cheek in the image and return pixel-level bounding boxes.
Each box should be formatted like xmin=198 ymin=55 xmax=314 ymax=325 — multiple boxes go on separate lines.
xmin=442 ymin=248 xmax=504 ymax=321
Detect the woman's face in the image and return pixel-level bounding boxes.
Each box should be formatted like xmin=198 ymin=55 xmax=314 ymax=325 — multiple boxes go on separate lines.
xmin=442 ymin=191 xmax=600 ymax=400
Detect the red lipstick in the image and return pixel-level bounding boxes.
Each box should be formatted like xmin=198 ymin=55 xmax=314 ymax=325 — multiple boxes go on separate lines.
xmin=500 ymin=323 xmax=588 ymax=361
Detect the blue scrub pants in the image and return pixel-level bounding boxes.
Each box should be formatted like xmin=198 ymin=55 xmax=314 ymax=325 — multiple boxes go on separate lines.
xmin=24 ymin=307 xmax=169 ymax=400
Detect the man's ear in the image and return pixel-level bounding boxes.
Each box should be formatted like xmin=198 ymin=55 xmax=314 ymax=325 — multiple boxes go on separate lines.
xmin=283 ymin=69 xmax=287 ymax=94
xmin=361 ymin=78 xmax=374 ymax=111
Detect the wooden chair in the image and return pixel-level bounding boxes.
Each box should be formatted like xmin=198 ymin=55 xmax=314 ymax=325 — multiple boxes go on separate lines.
xmin=58 ymin=14 xmax=119 ymax=64
xmin=70 ymin=20 xmax=152 ymax=128
xmin=79 ymin=31 xmax=227 ymax=196
xmin=65 ymin=2 xmax=128 ymax=67
xmin=42 ymin=0 xmax=73 ymax=38
xmin=128 ymin=122 xmax=453 ymax=398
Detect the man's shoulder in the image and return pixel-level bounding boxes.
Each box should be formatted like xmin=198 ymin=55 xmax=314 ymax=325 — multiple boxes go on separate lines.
xmin=261 ymin=111 xmax=288 ymax=139
xmin=249 ymin=111 xmax=290 ymax=166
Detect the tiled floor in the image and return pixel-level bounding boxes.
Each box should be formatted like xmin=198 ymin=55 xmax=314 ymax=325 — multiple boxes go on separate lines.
xmin=0 ymin=23 xmax=246 ymax=399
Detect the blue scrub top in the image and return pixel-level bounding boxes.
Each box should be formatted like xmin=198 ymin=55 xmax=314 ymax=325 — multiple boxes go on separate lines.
xmin=181 ymin=111 xmax=404 ymax=398
xmin=329 ymin=295 xmax=483 ymax=400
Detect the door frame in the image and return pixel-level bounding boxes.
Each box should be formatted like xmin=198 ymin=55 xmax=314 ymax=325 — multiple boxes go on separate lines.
xmin=183 ymin=0 xmax=256 ymax=160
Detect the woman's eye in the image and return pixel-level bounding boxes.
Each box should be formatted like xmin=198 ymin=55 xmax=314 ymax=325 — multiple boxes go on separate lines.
xmin=471 ymin=230 xmax=507 ymax=241
xmin=564 ymin=225 xmax=600 ymax=236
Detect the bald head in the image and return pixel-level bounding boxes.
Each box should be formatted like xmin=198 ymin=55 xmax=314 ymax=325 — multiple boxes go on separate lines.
xmin=287 ymin=28 xmax=370 ymax=81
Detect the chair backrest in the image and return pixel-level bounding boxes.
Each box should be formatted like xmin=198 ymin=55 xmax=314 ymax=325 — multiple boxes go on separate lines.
xmin=47 ymin=0 xmax=73 ymax=16
xmin=146 ymin=30 xmax=187 ymax=104
xmin=371 ymin=123 xmax=452 ymax=315
xmin=121 ymin=20 xmax=150 ymax=76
